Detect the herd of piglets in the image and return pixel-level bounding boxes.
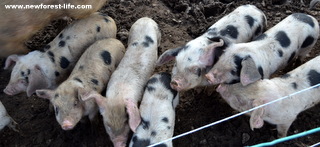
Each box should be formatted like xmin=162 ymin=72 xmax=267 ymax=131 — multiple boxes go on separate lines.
xmin=1 ymin=2 xmax=320 ymax=147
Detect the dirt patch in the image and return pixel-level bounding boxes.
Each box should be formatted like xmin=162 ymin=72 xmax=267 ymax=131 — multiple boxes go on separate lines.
xmin=1 ymin=0 xmax=320 ymax=146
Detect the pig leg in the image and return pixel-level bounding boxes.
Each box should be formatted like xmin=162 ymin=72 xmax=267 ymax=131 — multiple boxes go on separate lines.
xmin=8 ymin=117 xmax=18 ymax=132
xmin=249 ymin=99 xmax=265 ymax=130
xmin=277 ymin=121 xmax=294 ymax=138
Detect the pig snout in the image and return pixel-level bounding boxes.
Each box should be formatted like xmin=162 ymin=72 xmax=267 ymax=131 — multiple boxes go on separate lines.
xmin=170 ymin=78 xmax=187 ymax=91
xmin=205 ymin=72 xmax=219 ymax=85
xmin=112 ymin=136 xmax=127 ymax=147
xmin=61 ymin=120 xmax=75 ymax=130
xmin=3 ymin=81 xmax=27 ymax=96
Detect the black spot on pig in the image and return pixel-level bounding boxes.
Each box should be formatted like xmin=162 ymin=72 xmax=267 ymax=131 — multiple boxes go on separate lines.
xmin=155 ymin=144 xmax=167 ymax=147
xmin=162 ymin=117 xmax=169 ymax=123
xmin=254 ymin=25 xmax=262 ymax=36
xmin=234 ymin=55 xmax=243 ymax=76
xmin=292 ymin=13 xmax=315 ymax=28
xmin=167 ymin=126 xmax=171 ymax=130
xmin=101 ymin=51 xmax=112 ymax=65
xmin=275 ymin=31 xmax=290 ymax=48
xmin=141 ymin=118 xmax=150 ymax=130
xmin=74 ymin=78 xmax=83 ymax=83
xmin=44 ymin=44 xmax=51 ymax=50
xmin=291 ymin=82 xmax=298 ymax=89
xmin=301 ymin=36 xmax=315 ymax=48
xmin=151 ymin=131 xmax=157 ymax=136
xmin=307 ymin=69 xmax=320 ymax=86
xmin=54 ymin=94 xmax=59 ymax=98
xmin=207 ymin=28 xmax=217 ymax=36
xmin=142 ymin=35 xmax=155 ymax=47
xmin=20 ymin=71 xmax=25 ymax=76
xmin=59 ymin=33 xmax=63 ymax=39
xmin=245 ymin=15 xmax=255 ymax=28
xmin=254 ymin=33 xmax=267 ymax=41
xmin=131 ymin=136 xmax=150 ymax=147
xmin=104 ymin=17 xmax=110 ymax=23
xmin=96 ymin=26 xmax=101 ymax=32
xmin=99 ymin=12 xmax=108 ymax=17
xmin=55 ymin=71 xmax=60 ymax=77
xmin=220 ymin=25 xmax=239 ymax=39
xmin=79 ymin=65 xmax=84 ymax=70
xmin=147 ymin=85 xmax=155 ymax=92
xmin=281 ymin=74 xmax=290 ymax=79
xmin=60 ymin=57 xmax=70 ymax=69
xmin=287 ymin=52 xmax=296 ymax=63
xmin=278 ymin=50 xmax=283 ymax=57
xmin=91 ymin=79 xmax=99 ymax=85
xmin=131 ymin=42 xmax=138 ymax=46
xmin=258 ymin=66 xmax=264 ymax=79
xmin=160 ymin=72 xmax=178 ymax=98
xmin=47 ymin=51 xmax=55 ymax=63
xmin=66 ymin=36 xmax=70 ymax=40
xmin=59 ymin=41 xmax=66 ymax=47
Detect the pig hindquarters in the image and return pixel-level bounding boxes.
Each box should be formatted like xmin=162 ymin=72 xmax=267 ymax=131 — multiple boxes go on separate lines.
xmin=217 ymin=55 xmax=320 ymax=138
xmin=81 ymin=17 xmax=160 ymax=147
xmin=0 ymin=0 xmax=108 ymax=57
xmin=36 ymin=38 xmax=125 ymax=130
xmin=156 ymin=4 xmax=267 ymax=91
xmin=129 ymin=72 xmax=179 ymax=147
xmin=206 ymin=13 xmax=319 ymax=86
xmin=4 ymin=12 xmax=117 ymax=97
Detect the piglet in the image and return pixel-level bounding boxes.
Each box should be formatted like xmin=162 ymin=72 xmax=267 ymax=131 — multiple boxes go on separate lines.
xmin=81 ymin=17 xmax=160 ymax=147
xmin=4 ymin=12 xmax=117 ymax=97
xmin=156 ymin=4 xmax=267 ymax=91
xmin=0 ymin=0 xmax=108 ymax=57
xmin=217 ymin=54 xmax=320 ymax=138
xmin=206 ymin=13 xmax=319 ymax=86
xmin=129 ymin=72 xmax=179 ymax=147
xmin=0 ymin=101 xmax=17 ymax=131
xmin=35 ymin=38 xmax=125 ymax=130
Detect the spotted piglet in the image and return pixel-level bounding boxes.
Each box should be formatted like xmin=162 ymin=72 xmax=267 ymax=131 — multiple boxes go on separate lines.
xmin=35 ymin=38 xmax=125 ymax=130
xmin=156 ymin=4 xmax=267 ymax=91
xmin=81 ymin=17 xmax=160 ymax=147
xmin=217 ymin=54 xmax=320 ymax=138
xmin=129 ymin=72 xmax=179 ymax=147
xmin=206 ymin=13 xmax=319 ymax=86
xmin=4 ymin=12 xmax=117 ymax=97
xmin=0 ymin=101 xmax=17 ymax=131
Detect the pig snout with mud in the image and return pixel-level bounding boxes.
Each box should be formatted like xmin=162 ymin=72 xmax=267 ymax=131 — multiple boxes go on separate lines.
xmin=156 ymin=4 xmax=267 ymax=91
xmin=0 ymin=0 xmax=108 ymax=57
xmin=81 ymin=17 xmax=160 ymax=147
xmin=0 ymin=101 xmax=17 ymax=131
xmin=35 ymin=38 xmax=125 ymax=130
xmin=217 ymin=54 xmax=320 ymax=138
xmin=129 ymin=72 xmax=179 ymax=147
xmin=206 ymin=13 xmax=319 ymax=86
xmin=4 ymin=12 xmax=117 ymax=97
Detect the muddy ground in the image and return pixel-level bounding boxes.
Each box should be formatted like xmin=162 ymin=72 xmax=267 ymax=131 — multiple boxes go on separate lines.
xmin=1 ymin=0 xmax=320 ymax=146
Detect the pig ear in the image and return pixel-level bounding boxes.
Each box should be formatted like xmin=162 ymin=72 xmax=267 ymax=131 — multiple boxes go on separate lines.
xmin=27 ymin=65 xmax=50 ymax=97
xmin=4 ymin=54 xmax=19 ymax=69
xmin=240 ymin=56 xmax=261 ymax=86
xmin=36 ymin=89 xmax=54 ymax=99
xmin=199 ymin=38 xmax=225 ymax=67
xmin=157 ymin=47 xmax=183 ymax=66
xmin=79 ymin=89 xmax=107 ymax=110
xmin=249 ymin=99 xmax=265 ymax=130
xmin=125 ymin=98 xmax=141 ymax=133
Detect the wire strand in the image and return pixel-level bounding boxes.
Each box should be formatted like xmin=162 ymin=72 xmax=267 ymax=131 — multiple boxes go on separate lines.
xmin=147 ymin=83 xmax=320 ymax=147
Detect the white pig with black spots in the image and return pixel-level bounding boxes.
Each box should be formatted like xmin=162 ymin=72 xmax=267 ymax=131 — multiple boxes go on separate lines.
xmin=206 ymin=13 xmax=319 ymax=86
xmin=217 ymin=55 xmax=320 ymax=138
xmin=129 ymin=72 xmax=179 ymax=147
xmin=156 ymin=4 xmax=267 ymax=91
xmin=81 ymin=17 xmax=160 ymax=147
xmin=36 ymin=38 xmax=125 ymax=130
xmin=4 ymin=12 xmax=117 ymax=97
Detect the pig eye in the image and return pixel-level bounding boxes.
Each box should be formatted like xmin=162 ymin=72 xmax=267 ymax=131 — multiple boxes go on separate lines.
xmin=74 ymin=100 xmax=79 ymax=107
xmin=55 ymin=107 xmax=59 ymax=115
xmin=191 ymin=68 xmax=202 ymax=77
